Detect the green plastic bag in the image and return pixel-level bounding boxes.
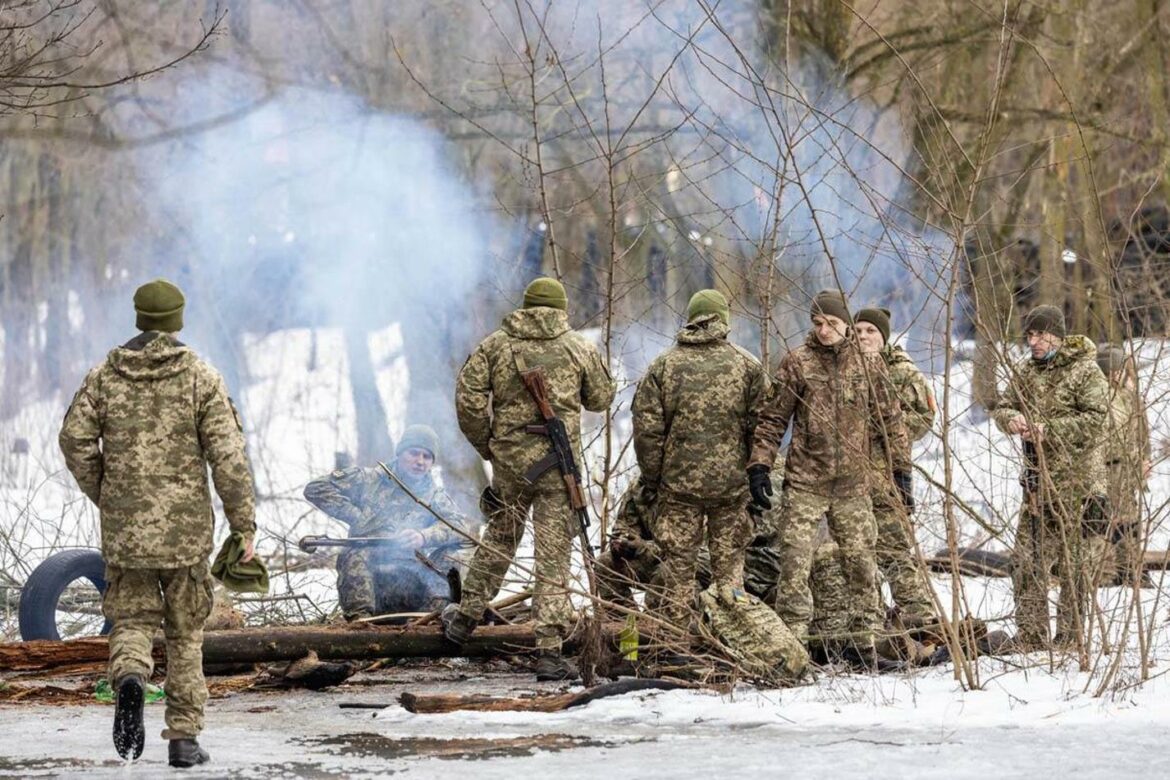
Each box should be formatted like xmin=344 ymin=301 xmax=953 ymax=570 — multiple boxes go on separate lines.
xmin=94 ymin=678 xmax=165 ymax=704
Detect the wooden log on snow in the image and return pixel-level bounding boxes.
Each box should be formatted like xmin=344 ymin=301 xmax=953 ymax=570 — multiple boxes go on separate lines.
xmin=399 ymin=679 xmax=691 ymax=714
xmin=0 ymin=624 xmax=622 ymax=672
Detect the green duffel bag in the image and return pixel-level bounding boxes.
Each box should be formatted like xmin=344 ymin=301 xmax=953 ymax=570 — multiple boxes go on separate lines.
xmin=697 ymin=584 xmax=810 ymax=684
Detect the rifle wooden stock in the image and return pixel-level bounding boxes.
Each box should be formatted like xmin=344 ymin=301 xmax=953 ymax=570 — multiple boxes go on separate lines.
xmin=520 ymin=368 xmax=556 ymax=421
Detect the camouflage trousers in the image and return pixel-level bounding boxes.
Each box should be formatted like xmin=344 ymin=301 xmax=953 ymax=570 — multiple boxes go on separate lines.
xmin=774 ymin=488 xmax=879 ymax=646
xmin=457 ymin=470 xmax=575 ymax=652
xmin=596 ymin=547 xmax=663 ymax=615
xmin=1105 ymin=461 xmax=1145 ymax=583
xmin=102 ymin=561 xmax=213 ymax=740
xmin=336 ymin=550 xmax=450 ymax=619
xmin=597 ymin=543 xmax=781 ymax=618
xmin=1012 ymin=499 xmax=1108 ymax=647
xmin=872 ymin=478 xmax=937 ymax=620
xmin=652 ymin=492 xmax=752 ymax=633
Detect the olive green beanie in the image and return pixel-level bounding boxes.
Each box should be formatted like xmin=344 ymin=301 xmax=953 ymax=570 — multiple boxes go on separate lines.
xmin=133 ymin=278 xmax=185 ymax=333
xmin=523 ymin=277 xmax=568 ymax=311
xmin=396 ymin=424 xmax=440 ymax=459
xmin=810 ymin=289 xmax=850 ymax=323
xmin=686 ymin=289 xmax=730 ymax=325
xmin=1022 ymin=304 xmax=1066 ymax=337
xmin=855 ymin=306 xmax=891 ymax=345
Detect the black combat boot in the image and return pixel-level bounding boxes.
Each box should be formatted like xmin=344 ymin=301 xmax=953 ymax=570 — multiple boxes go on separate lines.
xmin=168 ymin=738 xmax=211 ymax=768
xmin=112 ymin=674 xmax=145 ymax=761
xmin=440 ymin=603 xmax=478 ymax=645
xmin=534 ymin=651 xmax=580 ymax=682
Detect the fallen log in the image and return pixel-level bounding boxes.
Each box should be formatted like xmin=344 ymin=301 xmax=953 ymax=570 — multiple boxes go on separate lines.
xmin=0 ymin=623 xmax=621 ymax=673
xmin=927 ymin=546 xmax=1170 ymax=579
xmin=399 ymin=679 xmax=691 ymax=714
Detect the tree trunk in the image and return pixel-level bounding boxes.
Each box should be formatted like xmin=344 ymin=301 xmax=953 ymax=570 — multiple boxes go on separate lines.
xmin=0 ymin=623 xmax=622 ymax=672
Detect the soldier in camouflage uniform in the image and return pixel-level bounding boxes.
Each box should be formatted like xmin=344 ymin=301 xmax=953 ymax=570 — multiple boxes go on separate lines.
xmin=445 ymin=277 xmax=615 ymax=681
xmin=631 ymin=290 xmax=770 ymax=638
xmin=595 ymin=471 xmax=784 ymax=618
xmin=855 ymin=307 xmax=938 ymax=621
xmin=59 ymin=279 xmax=255 ymax=767
xmin=595 ymin=476 xmax=663 ymax=615
xmin=992 ymin=305 xmax=1109 ymax=650
xmin=1096 ymin=345 xmax=1151 ymax=586
xmin=304 ymin=424 xmax=475 ymax=620
xmin=747 ymin=289 xmax=909 ymax=667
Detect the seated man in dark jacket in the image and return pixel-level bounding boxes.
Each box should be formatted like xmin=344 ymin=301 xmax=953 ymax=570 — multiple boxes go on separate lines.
xmin=304 ymin=425 xmax=476 ymax=620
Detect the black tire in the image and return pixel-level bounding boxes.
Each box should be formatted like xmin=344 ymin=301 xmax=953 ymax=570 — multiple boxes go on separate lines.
xmin=19 ymin=548 xmax=112 ymax=641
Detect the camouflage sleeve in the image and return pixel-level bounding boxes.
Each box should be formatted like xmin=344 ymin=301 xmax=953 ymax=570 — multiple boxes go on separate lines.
xmin=872 ymin=362 xmax=911 ymax=472
xmin=1046 ymin=363 xmax=1108 ymax=453
xmin=580 ymin=343 xmax=616 ymax=413
xmin=197 ymin=374 xmax=256 ymax=537
xmin=901 ymin=369 xmax=935 ymax=443
xmin=303 ymin=467 xmax=368 ymax=528
xmin=419 ymin=488 xmax=476 ymax=548
xmin=745 ymin=358 xmax=772 ymax=444
xmin=58 ymin=368 xmax=103 ymax=505
xmin=991 ymin=367 xmax=1024 ymax=433
xmin=748 ymin=352 xmax=800 ymax=469
xmin=631 ymin=364 xmax=666 ymax=487
xmin=455 ymin=344 xmax=494 ymax=461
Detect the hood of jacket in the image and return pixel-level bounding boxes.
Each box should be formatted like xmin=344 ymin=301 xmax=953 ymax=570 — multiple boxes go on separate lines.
xmin=501 ymin=306 xmax=571 ymax=340
xmin=676 ymin=314 xmax=730 ymax=345
xmin=1033 ymin=334 xmax=1097 ymax=370
xmin=107 ymin=332 xmax=194 ymax=382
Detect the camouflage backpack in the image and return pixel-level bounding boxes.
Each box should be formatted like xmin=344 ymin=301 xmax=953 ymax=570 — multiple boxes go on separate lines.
xmin=697 ymin=584 xmax=810 ymax=683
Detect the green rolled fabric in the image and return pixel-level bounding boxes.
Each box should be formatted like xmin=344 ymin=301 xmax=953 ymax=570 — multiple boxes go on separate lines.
xmin=211 ymin=532 xmax=269 ymax=594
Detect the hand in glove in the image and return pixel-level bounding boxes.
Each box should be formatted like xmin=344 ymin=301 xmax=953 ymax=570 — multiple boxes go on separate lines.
xmin=610 ymin=534 xmax=644 ymax=561
xmin=747 ymin=464 xmax=773 ymax=511
xmin=893 ymin=471 xmax=914 ymax=514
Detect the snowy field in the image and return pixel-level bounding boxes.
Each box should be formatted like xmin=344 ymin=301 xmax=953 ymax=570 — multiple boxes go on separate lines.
xmin=3 ymin=327 xmax=1170 ymax=777
xmin=4 ymin=653 xmax=1170 ymax=778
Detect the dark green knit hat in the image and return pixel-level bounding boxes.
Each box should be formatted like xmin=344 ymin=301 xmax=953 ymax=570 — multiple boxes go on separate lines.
xmin=687 ymin=289 xmax=730 ymax=325
xmin=810 ymin=289 xmax=850 ymax=323
xmin=1096 ymin=344 xmax=1127 ymax=374
xmin=396 ymin=424 xmax=439 ymax=459
xmin=133 ymin=278 xmax=185 ymax=332
xmin=523 ymin=277 xmax=568 ymax=311
xmin=855 ymin=306 xmax=891 ymax=345
xmin=1022 ymin=304 xmax=1065 ymax=337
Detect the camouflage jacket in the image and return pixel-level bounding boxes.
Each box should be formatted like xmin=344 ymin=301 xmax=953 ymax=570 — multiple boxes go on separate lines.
xmin=992 ymin=335 xmax=1108 ymax=496
xmin=749 ymin=331 xmax=909 ymax=498
xmin=59 ymin=332 xmax=256 ymax=568
xmin=870 ymin=344 xmax=934 ymax=470
xmin=608 ymin=478 xmax=661 ymax=560
xmin=1102 ymin=383 xmax=1151 ymax=469
xmin=304 ymin=466 xmax=474 ymax=551
xmin=632 ymin=316 xmax=770 ymax=501
xmin=455 ymin=306 xmax=615 ymax=482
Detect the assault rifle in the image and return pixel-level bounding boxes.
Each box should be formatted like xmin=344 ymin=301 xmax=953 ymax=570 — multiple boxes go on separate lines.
xmin=518 ymin=367 xmax=597 ymax=574
xmin=1021 ymin=439 xmax=1040 ymax=512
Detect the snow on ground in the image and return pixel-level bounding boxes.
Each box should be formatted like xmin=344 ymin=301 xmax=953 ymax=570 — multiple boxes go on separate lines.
xmin=4 ymin=328 xmax=1170 ymax=777
xmin=4 ymin=652 xmax=1170 ymax=778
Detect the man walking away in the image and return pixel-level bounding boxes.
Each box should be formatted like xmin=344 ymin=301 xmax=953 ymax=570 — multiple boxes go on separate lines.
xmin=60 ymin=279 xmax=257 ymax=767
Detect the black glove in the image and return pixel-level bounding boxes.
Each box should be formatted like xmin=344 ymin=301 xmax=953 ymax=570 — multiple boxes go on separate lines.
xmin=748 ymin=464 xmax=773 ymax=510
xmin=893 ymin=471 xmax=914 ymax=514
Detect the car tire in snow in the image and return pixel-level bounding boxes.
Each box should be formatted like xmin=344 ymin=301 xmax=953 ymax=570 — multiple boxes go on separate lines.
xmin=18 ymin=548 xmax=112 ymax=641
